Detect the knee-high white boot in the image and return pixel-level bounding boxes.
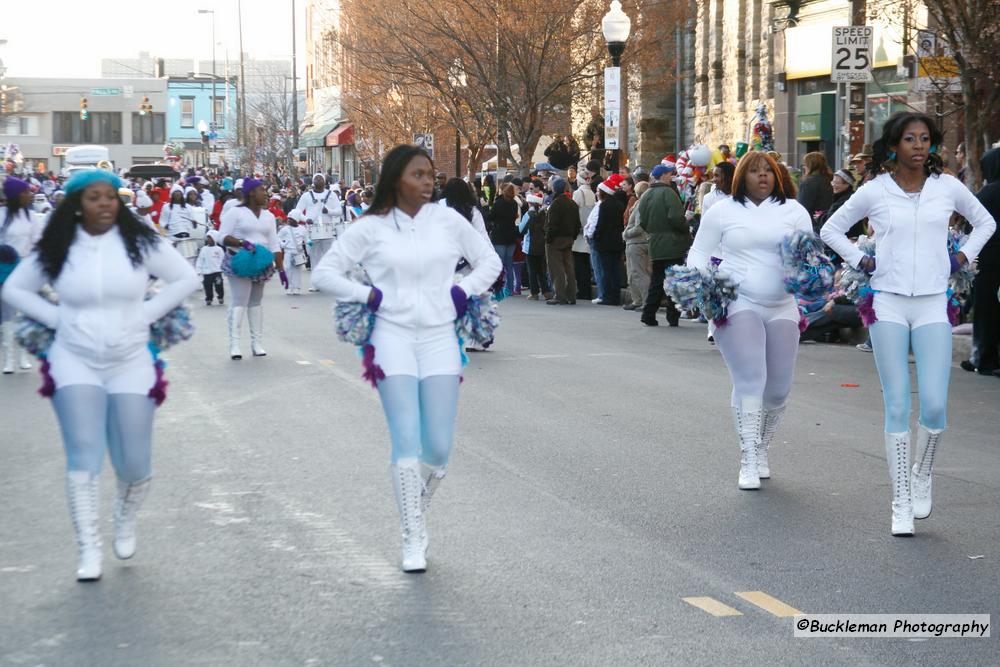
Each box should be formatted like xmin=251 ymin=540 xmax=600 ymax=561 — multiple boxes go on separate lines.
xmin=113 ymin=477 xmax=151 ymax=560
xmin=885 ymin=431 xmax=914 ymax=536
xmin=733 ymin=397 xmax=763 ymax=490
xmin=18 ymin=346 xmax=32 ymax=370
xmin=66 ymin=471 xmax=102 ymax=581
xmin=228 ymin=306 xmax=245 ymax=359
xmin=420 ymin=463 xmax=447 ymax=514
xmin=391 ymin=459 xmax=427 ymax=573
xmin=757 ymin=405 xmax=786 ymax=480
xmin=247 ymin=305 xmax=266 ymax=357
xmin=912 ymin=425 xmax=942 ymax=520
xmin=1 ymin=322 xmax=15 ymax=375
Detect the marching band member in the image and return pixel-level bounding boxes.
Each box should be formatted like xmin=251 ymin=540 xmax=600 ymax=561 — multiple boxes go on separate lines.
xmin=822 ymin=112 xmax=996 ymax=536
xmin=296 ymin=174 xmax=341 ymax=289
xmin=687 ymin=151 xmax=812 ymax=490
xmin=313 ymin=145 xmax=501 ymax=573
xmin=1 ymin=177 xmax=43 ymax=374
xmin=1 ymin=170 xmax=198 ymax=580
xmin=278 ymin=210 xmax=307 ymax=295
xmin=218 ymin=178 xmax=287 ymax=359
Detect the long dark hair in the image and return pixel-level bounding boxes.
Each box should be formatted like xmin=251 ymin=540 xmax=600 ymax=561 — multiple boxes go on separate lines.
xmin=367 ymin=144 xmax=434 ymax=216
xmin=871 ymin=111 xmax=944 ymax=176
xmin=36 ymin=189 xmax=160 ymax=281
xmin=441 ymin=178 xmax=476 ymax=222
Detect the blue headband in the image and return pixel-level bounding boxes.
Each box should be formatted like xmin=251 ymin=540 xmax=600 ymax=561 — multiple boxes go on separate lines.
xmin=64 ymin=170 xmax=123 ymax=195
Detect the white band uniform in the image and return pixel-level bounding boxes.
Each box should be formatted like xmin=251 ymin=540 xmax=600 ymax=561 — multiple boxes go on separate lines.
xmin=311 ymin=204 xmax=502 ymax=376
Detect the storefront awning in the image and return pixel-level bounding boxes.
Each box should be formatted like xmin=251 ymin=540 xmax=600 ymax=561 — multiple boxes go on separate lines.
xmin=300 ymin=121 xmax=340 ymax=148
xmin=326 ymin=123 xmax=355 ymax=147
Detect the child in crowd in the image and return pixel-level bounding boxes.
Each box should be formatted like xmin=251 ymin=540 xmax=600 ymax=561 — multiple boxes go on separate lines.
xmin=195 ymin=232 xmax=225 ymax=306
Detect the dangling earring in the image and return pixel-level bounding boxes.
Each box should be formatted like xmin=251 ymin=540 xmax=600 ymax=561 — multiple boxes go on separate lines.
xmin=888 ymin=150 xmax=897 ymax=161
xmin=74 ymin=210 xmax=82 ymax=218
xmin=929 ymin=145 xmax=937 ymax=154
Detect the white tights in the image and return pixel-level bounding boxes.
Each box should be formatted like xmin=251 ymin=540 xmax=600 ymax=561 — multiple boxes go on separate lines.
xmin=713 ymin=309 xmax=800 ymax=409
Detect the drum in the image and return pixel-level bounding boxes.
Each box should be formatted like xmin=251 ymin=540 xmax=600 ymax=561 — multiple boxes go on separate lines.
xmin=311 ymin=219 xmax=337 ymax=240
xmin=174 ymin=238 xmax=200 ymax=261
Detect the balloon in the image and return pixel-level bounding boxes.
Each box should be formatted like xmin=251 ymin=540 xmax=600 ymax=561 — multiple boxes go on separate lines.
xmin=688 ymin=144 xmax=712 ymax=167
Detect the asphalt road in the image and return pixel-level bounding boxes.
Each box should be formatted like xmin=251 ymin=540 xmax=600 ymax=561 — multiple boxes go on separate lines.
xmin=2 ymin=277 xmax=998 ymax=666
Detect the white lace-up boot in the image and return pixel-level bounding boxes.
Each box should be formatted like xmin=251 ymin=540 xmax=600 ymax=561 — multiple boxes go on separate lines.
xmin=757 ymin=405 xmax=786 ymax=479
xmin=420 ymin=463 xmax=447 ymax=514
xmin=391 ymin=459 xmax=427 ymax=572
xmin=113 ymin=477 xmax=151 ymax=560
xmin=733 ymin=397 xmax=763 ymax=490
xmin=912 ymin=425 xmax=942 ymax=520
xmin=1 ymin=322 xmax=15 ymax=374
xmin=18 ymin=346 xmax=32 ymax=370
xmin=247 ymin=306 xmax=267 ymax=356
xmin=66 ymin=471 xmax=102 ymax=581
xmin=228 ymin=306 xmax=245 ymax=359
xmin=885 ymin=431 xmax=914 ymax=536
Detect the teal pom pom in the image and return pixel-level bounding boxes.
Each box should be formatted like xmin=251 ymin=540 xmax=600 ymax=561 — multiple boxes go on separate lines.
xmin=229 ymin=244 xmax=276 ymax=281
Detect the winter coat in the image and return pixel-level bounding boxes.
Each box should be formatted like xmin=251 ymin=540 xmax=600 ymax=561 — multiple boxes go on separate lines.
xmin=975 ymin=147 xmax=1000 ymax=272
xmin=487 ymin=197 xmax=520 ymax=245
xmin=593 ymin=196 xmax=626 ymax=254
xmin=797 ymin=174 xmax=834 ymax=229
xmin=544 ymin=194 xmax=581 ymax=242
xmin=638 ymin=182 xmax=690 ymax=260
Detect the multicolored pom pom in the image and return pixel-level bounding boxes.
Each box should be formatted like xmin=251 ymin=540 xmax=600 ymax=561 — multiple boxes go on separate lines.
xmin=663 ymin=265 xmax=738 ymax=325
xmin=455 ymin=294 xmax=501 ymax=355
xmin=780 ymin=230 xmax=835 ymax=300
xmin=224 ymin=245 xmax=276 ymax=283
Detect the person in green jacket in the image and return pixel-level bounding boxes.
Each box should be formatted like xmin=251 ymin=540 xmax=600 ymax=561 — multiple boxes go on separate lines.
xmin=638 ymin=164 xmax=691 ymax=326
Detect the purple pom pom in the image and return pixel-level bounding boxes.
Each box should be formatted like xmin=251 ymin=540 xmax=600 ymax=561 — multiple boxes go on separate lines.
xmin=857 ymin=292 xmax=878 ymax=326
xmin=360 ymin=343 xmax=385 ymax=388
xmin=148 ymin=359 xmax=168 ymax=406
xmin=38 ymin=360 xmax=55 ymax=398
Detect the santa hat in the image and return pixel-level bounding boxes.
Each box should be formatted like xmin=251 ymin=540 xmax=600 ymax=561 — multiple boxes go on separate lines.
xmin=597 ymin=173 xmax=625 ymax=196
xmin=169 ymin=183 xmax=184 ymax=195
xmin=660 ymin=154 xmax=677 ymax=170
xmin=526 ymin=193 xmax=544 ymax=205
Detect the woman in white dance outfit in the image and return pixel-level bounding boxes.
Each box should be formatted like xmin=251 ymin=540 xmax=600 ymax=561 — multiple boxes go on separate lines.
xmin=1 ymin=177 xmax=43 ymax=374
xmin=687 ymin=151 xmax=812 ymax=490
xmin=218 ymin=178 xmax=287 ymax=359
xmin=2 ymin=170 xmax=198 ymax=580
xmin=313 ymin=145 xmax=501 ymax=572
xmin=821 ymin=112 xmax=995 ymax=536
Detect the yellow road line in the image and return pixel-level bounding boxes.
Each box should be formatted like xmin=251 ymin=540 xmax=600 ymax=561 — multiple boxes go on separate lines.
xmin=735 ymin=591 xmax=802 ymax=617
xmin=681 ymin=596 xmax=743 ymax=617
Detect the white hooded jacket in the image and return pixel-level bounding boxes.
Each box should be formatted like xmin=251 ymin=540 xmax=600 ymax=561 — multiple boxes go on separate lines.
xmin=821 ymin=173 xmax=996 ymax=296
xmin=312 ymin=205 xmax=501 ymax=329
xmin=2 ymin=227 xmax=198 ymax=364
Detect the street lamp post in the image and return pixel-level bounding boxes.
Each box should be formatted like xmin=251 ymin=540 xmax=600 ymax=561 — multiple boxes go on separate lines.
xmin=198 ymin=9 xmax=217 ymax=169
xmin=601 ymin=1 xmax=631 ymax=173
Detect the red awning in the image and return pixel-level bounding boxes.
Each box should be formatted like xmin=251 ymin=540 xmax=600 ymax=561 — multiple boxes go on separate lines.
xmin=325 ymin=123 xmax=355 ymax=147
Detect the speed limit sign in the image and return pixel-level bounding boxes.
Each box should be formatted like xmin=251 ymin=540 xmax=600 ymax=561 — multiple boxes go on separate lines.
xmin=831 ymin=26 xmax=874 ymax=82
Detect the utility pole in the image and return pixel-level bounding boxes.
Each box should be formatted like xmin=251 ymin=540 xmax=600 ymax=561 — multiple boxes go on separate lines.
xmin=291 ymin=0 xmax=299 ymax=178
xmin=238 ymin=0 xmax=249 ymax=173
xmin=848 ymin=0 xmax=867 ymax=159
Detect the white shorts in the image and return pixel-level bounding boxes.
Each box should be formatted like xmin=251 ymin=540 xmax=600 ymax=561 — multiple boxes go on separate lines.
xmin=873 ymin=291 xmax=949 ymax=329
xmin=727 ymin=295 xmax=800 ymax=324
xmin=47 ymin=342 xmax=156 ymax=395
xmin=370 ymin=320 xmax=461 ymax=379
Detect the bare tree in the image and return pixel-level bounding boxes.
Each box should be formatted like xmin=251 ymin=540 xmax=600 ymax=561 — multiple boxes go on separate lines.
xmin=872 ymin=0 xmax=1000 ymax=187
xmin=246 ymin=63 xmax=298 ymax=177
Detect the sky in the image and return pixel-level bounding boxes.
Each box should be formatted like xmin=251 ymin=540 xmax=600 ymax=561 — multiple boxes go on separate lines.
xmin=1 ymin=0 xmax=308 ymax=79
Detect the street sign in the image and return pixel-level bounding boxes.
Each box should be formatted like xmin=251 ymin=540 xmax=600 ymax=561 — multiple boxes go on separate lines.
xmin=90 ymin=87 xmax=122 ymax=96
xmin=122 ymin=85 xmax=134 ymax=99
xmin=413 ymin=133 xmax=434 ymax=158
xmin=604 ymin=67 xmax=621 ymax=151
xmin=831 ymin=26 xmax=874 ymax=83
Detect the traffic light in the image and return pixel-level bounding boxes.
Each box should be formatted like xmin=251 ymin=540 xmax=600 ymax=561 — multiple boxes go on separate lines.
xmin=80 ymin=97 xmax=89 ymax=121
xmin=139 ymin=96 xmax=152 ymax=115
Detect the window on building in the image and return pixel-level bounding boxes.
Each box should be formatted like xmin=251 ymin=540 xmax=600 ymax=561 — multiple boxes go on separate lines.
xmin=53 ymin=112 xmax=122 ymax=144
xmin=213 ymin=97 xmax=225 ymax=129
xmin=180 ymin=97 xmax=194 ymax=127
xmin=0 ymin=116 xmax=40 ymax=136
xmin=132 ymin=112 xmax=166 ymax=144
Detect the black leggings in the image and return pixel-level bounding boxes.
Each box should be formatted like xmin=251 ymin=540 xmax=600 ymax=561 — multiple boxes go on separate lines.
xmin=202 ymin=272 xmax=224 ymax=302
